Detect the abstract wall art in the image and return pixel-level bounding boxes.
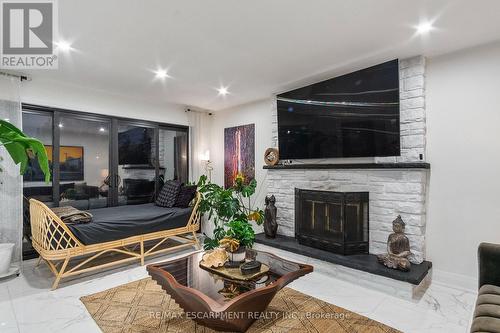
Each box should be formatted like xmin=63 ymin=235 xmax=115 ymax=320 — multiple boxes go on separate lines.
xmin=224 ymin=124 xmax=255 ymax=188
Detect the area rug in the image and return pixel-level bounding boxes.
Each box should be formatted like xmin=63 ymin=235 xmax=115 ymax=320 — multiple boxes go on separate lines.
xmin=80 ymin=278 xmax=400 ymax=333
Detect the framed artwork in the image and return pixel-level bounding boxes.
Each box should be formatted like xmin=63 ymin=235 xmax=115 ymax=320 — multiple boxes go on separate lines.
xmin=224 ymin=124 xmax=255 ymax=189
xmin=24 ymin=145 xmax=84 ymax=182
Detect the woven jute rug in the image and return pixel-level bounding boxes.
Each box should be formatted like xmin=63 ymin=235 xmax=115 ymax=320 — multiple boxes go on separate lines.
xmin=80 ymin=278 xmax=400 ymax=333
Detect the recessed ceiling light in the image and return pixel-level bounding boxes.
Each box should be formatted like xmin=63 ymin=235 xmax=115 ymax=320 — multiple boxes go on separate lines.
xmin=416 ymin=21 xmax=434 ymax=35
xmin=55 ymin=40 xmax=73 ymax=52
xmin=154 ymin=69 xmax=170 ymax=80
xmin=217 ymin=86 xmax=229 ymax=96
xmin=58 ymin=123 xmax=63 ymax=128
xmin=99 ymin=127 xmax=105 ymax=132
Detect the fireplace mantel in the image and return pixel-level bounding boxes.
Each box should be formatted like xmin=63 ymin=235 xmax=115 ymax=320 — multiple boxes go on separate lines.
xmin=263 ymin=162 xmax=430 ymax=170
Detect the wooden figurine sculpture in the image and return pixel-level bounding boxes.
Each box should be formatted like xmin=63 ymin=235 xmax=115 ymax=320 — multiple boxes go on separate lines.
xmin=377 ymin=215 xmax=412 ymax=272
xmin=264 ymin=195 xmax=278 ymax=238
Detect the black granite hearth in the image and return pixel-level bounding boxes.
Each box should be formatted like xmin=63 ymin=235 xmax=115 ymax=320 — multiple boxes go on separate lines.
xmin=255 ymin=233 xmax=432 ymax=285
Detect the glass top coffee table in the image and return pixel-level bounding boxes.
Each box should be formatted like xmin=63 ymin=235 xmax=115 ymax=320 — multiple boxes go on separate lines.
xmin=147 ymin=250 xmax=313 ymax=332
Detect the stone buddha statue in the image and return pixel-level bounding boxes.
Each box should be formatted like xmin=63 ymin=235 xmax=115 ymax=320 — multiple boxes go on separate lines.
xmin=377 ymin=215 xmax=412 ymax=272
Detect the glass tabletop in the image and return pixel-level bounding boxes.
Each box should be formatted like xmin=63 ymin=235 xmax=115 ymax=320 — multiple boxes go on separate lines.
xmin=153 ymin=250 xmax=304 ymax=305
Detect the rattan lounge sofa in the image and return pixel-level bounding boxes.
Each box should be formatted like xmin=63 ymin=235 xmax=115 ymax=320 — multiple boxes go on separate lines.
xmin=29 ymin=192 xmax=201 ymax=290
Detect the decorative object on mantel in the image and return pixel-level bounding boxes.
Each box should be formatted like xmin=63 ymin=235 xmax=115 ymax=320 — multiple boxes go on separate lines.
xmin=264 ymin=195 xmax=278 ymax=238
xmin=200 ymin=248 xmax=229 ymax=268
xmin=377 ymin=215 xmax=412 ymax=272
xmin=264 ymin=147 xmax=279 ymax=166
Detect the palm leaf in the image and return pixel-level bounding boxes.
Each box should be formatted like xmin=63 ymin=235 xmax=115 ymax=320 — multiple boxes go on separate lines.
xmin=0 ymin=120 xmax=51 ymax=182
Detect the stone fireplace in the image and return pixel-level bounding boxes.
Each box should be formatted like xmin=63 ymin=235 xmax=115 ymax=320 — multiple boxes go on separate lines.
xmin=295 ymin=189 xmax=369 ymax=255
xmin=265 ymin=55 xmax=429 ymax=264
xmin=265 ymin=166 xmax=429 ymax=264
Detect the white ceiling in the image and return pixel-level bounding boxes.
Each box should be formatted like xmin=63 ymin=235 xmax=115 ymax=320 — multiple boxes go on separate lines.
xmin=25 ymin=0 xmax=500 ymax=111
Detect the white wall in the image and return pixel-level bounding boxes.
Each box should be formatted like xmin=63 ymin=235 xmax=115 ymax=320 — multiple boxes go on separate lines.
xmin=20 ymin=78 xmax=188 ymax=125
xmin=207 ymin=99 xmax=273 ymax=236
xmin=426 ymin=41 xmax=500 ymax=287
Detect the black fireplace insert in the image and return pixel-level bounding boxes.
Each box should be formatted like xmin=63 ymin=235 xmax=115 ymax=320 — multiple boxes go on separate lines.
xmin=295 ymin=188 xmax=369 ymax=255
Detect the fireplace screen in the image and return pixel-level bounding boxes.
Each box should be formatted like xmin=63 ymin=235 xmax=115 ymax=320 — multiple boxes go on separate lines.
xmin=295 ymin=189 xmax=369 ymax=255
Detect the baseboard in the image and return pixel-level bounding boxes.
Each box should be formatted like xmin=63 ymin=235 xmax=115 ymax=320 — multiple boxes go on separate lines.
xmin=431 ymin=269 xmax=477 ymax=293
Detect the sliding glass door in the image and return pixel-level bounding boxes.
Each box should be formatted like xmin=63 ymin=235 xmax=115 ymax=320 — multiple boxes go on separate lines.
xmin=58 ymin=115 xmax=111 ymax=209
xmin=21 ymin=104 xmax=189 ymax=258
xmin=116 ymin=122 xmax=156 ymax=206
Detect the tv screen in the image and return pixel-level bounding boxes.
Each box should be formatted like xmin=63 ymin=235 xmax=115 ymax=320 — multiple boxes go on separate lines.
xmin=277 ymin=59 xmax=400 ymax=159
xmin=118 ymin=127 xmax=153 ymax=165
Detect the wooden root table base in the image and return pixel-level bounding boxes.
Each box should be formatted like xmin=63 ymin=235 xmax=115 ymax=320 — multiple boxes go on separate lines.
xmin=147 ymin=250 xmax=313 ymax=332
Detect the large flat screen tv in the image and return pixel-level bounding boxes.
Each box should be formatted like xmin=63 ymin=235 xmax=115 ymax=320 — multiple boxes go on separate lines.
xmin=277 ymin=59 xmax=400 ymax=159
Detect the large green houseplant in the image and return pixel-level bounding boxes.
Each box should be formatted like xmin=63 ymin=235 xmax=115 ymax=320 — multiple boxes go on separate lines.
xmin=197 ymin=174 xmax=263 ymax=251
xmin=0 ymin=119 xmax=50 ymax=182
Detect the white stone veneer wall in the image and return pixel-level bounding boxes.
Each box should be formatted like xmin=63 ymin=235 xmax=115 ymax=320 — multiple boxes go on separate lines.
xmin=267 ymin=56 xmax=429 ymax=264
xmin=266 ymin=169 xmax=428 ymax=264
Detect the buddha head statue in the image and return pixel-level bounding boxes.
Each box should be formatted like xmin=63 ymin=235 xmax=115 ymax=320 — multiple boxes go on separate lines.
xmin=392 ymin=215 xmax=406 ymax=233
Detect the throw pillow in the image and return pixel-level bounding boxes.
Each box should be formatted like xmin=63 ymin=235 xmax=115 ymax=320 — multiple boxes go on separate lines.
xmin=174 ymin=185 xmax=197 ymax=208
xmin=155 ymin=180 xmax=181 ymax=207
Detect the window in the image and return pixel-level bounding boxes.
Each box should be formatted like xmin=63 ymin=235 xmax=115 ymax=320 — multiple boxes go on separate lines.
xmin=21 ymin=105 xmax=189 ymax=258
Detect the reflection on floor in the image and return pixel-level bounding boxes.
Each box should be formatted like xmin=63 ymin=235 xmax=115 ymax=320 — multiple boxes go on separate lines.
xmin=0 ymin=245 xmax=476 ymax=333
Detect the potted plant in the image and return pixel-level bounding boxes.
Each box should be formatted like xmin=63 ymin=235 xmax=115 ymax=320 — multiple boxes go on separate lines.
xmin=197 ymin=173 xmax=263 ymax=261
xmin=0 ymin=119 xmax=50 ymax=275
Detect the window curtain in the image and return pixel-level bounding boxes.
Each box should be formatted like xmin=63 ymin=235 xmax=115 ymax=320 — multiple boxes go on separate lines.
xmin=0 ymin=73 xmax=23 ymax=277
xmin=187 ymin=110 xmax=212 ymax=183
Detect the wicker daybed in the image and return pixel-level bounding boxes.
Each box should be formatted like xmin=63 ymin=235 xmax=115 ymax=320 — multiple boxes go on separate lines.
xmin=29 ymin=192 xmax=201 ymax=290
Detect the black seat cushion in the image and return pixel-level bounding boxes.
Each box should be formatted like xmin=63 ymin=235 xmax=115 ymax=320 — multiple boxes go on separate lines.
xmin=67 ymin=203 xmax=192 ymax=245
xmin=155 ymin=180 xmax=181 ymax=207
xmin=174 ymin=185 xmax=197 ymax=208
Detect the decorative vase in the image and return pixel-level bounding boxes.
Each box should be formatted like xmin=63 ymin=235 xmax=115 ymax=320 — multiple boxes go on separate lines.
xmin=0 ymin=243 xmax=15 ymax=275
xmin=229 ymin=246 xmax=246 ymax=263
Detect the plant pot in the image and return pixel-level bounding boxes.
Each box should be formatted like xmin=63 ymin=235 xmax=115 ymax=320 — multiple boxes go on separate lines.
xmin=229 ymin=246 xmax=247 ymax=263
xmin=0 ymin=243 xmax=15 ymax=275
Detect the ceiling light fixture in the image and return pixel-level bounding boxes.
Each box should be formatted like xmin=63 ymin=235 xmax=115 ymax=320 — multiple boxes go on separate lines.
xmin=55 ymin=40 xmax=73 ymax=52
xmin=217 ymin=86 xmax=229 ymax=96
xmin=58 ymin=123 xmax=63 ymax=128
xmin=415 ymin=21 xmax=434 ymax=35
xmin=99 ymin=127 xmax=105 ymax=132
xmin=154 ymin=69 xmax=169 ymax=80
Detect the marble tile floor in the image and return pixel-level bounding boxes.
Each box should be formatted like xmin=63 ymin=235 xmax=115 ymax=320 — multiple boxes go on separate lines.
xmin=0 ymin=245 xmax=477 ymax=333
